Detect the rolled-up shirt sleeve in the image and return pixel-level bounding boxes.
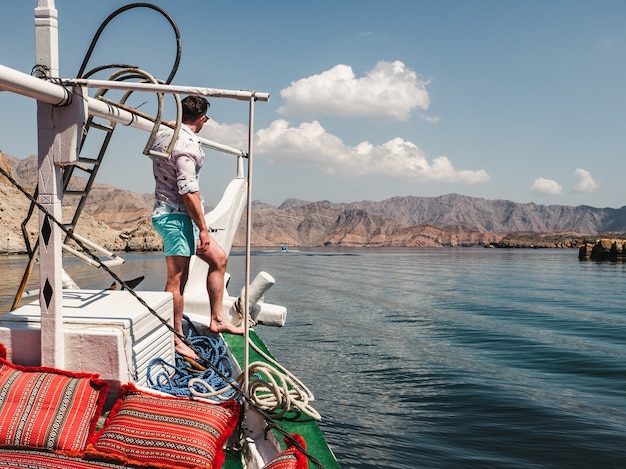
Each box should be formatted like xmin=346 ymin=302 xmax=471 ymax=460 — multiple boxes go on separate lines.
xmin=175 ymin=154 xmax=200 ymax=194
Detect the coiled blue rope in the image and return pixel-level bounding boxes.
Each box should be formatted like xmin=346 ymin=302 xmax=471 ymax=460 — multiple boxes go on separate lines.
xmin=146 ymin=324 xmax=238 ymax=402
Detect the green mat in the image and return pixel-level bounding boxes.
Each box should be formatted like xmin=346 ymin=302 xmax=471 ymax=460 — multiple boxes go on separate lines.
xmin=222 ymin=331 xmax=341 ymax=469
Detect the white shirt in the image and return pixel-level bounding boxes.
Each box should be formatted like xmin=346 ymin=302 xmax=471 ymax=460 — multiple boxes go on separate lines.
xmin=150 ymin=124 xmax=205 ymax=217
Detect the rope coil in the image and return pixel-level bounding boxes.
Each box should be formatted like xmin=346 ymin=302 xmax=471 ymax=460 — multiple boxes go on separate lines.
xmin=246 ymin=361 xmax=321 ymax=420
xmin=188 ymin=336 xmax=321 ymax=421
xmin=147 ymin=334 xmax=238 ymax=402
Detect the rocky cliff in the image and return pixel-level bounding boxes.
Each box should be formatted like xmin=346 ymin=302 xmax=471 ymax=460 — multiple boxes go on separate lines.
xmin=6 ymin=153 xmax=153 ymax=230
xmin=233 ymin=202 xmax=502 ymax=248
xmin=1 ymin=152 xmax=625 ymax=254
xmin=578 ymin=238 xmax=626 ymax=260
xmin=0 ymin=152 xmax=158 ymax=254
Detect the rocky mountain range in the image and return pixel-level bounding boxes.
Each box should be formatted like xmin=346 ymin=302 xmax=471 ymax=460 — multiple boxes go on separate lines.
xmin=1 ymin=152 xmax=624 ymax=254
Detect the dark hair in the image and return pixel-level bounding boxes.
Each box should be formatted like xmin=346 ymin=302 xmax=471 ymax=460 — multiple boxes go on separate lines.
xmin=181 ymin=95 xmax=209 ymax=121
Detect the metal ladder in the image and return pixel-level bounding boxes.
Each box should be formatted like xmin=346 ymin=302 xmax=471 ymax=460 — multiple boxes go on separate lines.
xmin=11 ymin=105 xmax=124 ymax=310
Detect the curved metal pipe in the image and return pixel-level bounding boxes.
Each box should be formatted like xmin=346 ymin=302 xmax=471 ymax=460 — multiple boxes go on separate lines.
xmin=77 ymin=2 xmax=181 ymax=84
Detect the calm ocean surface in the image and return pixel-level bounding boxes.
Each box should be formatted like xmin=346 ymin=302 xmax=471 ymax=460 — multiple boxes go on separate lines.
xmin=2 ymin=247 xmax=626 ymax=468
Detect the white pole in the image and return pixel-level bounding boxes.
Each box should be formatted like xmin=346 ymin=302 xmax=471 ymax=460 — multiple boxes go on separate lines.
xmin=34 ymin=0 xmax=58 ymax=79
xmin=63 ymin=78 xmax=269 ymax=102
xmin=0 ymin=65 xmax=69 ymax=105
xmin=243 ymin=96 xmax=256 ymax=405
xmin=35 ymin=0 xmax=64 ymax=369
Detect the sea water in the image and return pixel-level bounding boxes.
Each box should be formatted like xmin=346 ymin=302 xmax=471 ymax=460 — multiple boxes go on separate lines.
xmin=1 ymin=248 xmax=626 ymax=468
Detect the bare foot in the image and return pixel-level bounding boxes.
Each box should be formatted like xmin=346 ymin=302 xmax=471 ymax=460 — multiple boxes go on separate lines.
xmin=175 ymin=338 xmax=199 ymax=359
xmin=209 ymin=318 xmax=245 ymax=335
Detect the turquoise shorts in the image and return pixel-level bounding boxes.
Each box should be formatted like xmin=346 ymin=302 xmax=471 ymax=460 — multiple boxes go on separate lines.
xmin=152 ymin=213 xmax=199 ymax=257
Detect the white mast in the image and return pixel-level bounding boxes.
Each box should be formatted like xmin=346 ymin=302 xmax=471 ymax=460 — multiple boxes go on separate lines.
xmin=34 ymin=0 xmax=65 ymax=368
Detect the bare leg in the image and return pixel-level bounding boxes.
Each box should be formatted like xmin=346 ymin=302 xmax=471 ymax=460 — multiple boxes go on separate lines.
xmin=197 ymin=238 xmax=244 ymax=335
xmin=164 ymin=255 xmax=199 ymax=359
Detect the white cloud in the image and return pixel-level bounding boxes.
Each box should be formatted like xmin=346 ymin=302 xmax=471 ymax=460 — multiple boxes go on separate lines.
xmin=199 ymin=120 xmax=248 ymax=150
xmin=255 ymin=119 xmax=489 ymax=184
xmin=574 ymin=168 xmax=598 ymax=193
xmin=531 ymin=177 xmax=563 ymax=195
xmin=278 ymin=61 xmax=433 ymax=122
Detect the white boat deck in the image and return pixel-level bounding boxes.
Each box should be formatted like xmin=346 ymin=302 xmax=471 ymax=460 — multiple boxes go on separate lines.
xmin=0 ymin=289 xmax=173 ymax=407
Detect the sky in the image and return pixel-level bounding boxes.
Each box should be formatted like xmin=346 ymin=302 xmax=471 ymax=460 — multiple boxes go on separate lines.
xmin=1 ymin=0 xmax=625 ymax=209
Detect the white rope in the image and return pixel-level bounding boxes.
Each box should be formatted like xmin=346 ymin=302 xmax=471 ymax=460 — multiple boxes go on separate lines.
xmin=247 ymin=361 xmax=320 ymax=420
xmin=188 ymin=339 xmax=321 ymax=421
xmin=187 ymin=376 xmax=241 ymax=402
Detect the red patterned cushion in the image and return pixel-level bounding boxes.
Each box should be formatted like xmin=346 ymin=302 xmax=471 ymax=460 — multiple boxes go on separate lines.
xmin=85 ymin=384 xmax=241 ymax=469
xmin=0 ymin=448 xmax=126 ymax=468
xmin=0 ymin=357 xmax=109 ymax=454
xmin=263 ymin=434 xmax=308 ymax=469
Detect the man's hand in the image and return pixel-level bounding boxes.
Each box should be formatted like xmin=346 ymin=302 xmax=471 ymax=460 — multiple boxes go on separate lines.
xmin=197 ymin=229 xmax=211 ymax=254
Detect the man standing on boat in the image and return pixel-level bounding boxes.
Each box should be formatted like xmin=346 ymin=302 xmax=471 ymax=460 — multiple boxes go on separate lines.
xmin=150 ymin=95 xmax=244 ymax=359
